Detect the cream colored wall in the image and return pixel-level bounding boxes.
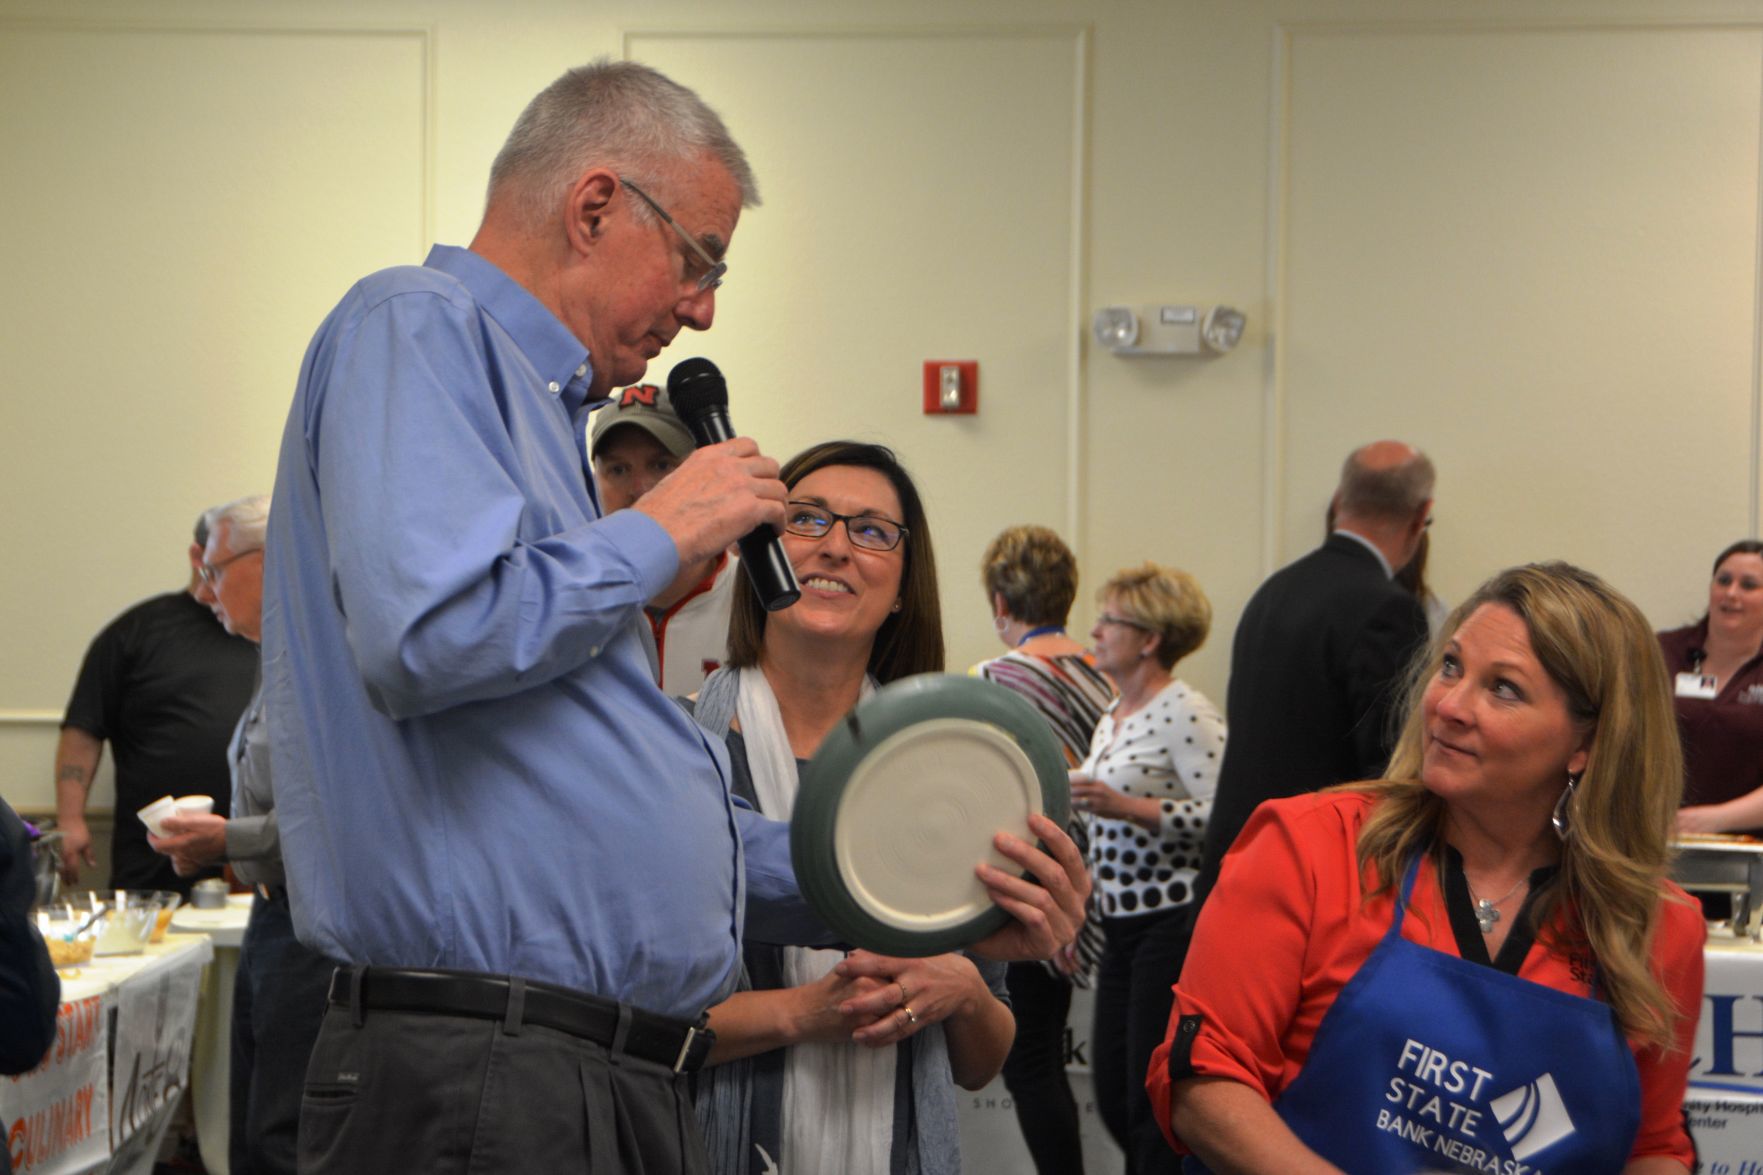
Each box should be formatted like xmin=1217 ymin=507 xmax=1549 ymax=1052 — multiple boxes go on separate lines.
xmin=4 ymin=0 xmax=1761 ymax=813
xmin=1274 ymin=20 xmax=1762 ymax=630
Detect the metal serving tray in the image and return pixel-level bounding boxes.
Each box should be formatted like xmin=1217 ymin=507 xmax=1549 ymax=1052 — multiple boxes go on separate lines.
xmin=1671 ymin=836 xmax=1763 ymax=939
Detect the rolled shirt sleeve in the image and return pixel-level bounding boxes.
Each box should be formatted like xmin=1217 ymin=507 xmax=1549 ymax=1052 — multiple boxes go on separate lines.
xmin=1150 ymin=797 xmax=1322 ymax=1150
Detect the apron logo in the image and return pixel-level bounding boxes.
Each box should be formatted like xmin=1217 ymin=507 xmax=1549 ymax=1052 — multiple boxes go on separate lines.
xmin=1490 ymin=1073 xmax=1575 ymax=1161
xmin=1381 ymin=1040 xmax=1548 ymax=1173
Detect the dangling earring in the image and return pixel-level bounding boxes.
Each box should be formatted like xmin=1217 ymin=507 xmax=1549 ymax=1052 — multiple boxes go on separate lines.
xmin=1551 ymin=774 xmax=1579 ymax=841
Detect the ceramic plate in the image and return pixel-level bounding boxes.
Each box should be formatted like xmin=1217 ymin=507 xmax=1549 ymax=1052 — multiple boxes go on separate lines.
xmin=791 ymin=673 xmax=1069 ymax=955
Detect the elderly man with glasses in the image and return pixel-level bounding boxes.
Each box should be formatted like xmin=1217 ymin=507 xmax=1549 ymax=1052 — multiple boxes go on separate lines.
xmin=149 ymin=494 xmax=341 ymax=1175
xmin=52 ymin=501 xmax=257 ymax=897
xmin=260 ymin=59 xmax=1089 ymax=1174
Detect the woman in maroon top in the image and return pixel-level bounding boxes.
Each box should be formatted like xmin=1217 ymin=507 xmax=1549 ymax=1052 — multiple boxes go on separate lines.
xmin=1659 ymin=539 xmax=1763 ymax=834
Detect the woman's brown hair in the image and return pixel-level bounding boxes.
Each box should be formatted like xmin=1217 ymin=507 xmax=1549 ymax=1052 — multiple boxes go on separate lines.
xmin=726 ymin=441 xmax=943 ymax=682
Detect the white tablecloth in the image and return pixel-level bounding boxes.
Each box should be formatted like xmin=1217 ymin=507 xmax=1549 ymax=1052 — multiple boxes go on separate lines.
xmin=2 ymin=933 xmax=212 ymax=1175
xmin=168 ymin=894 xmax=252 ymax=1175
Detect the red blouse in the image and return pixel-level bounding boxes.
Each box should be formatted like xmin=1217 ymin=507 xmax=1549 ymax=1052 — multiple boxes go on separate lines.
xmin=1146 ymin=791 xmax=1705 ymax=1168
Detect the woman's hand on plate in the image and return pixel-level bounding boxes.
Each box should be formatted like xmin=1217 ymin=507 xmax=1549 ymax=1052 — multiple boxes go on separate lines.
xmin=970 ymin=812 xmax=1091 ymax=963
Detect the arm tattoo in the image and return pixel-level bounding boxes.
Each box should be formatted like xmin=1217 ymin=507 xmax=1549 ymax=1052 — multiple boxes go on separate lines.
xmin=57 ymin=765 xmax=89 ymax=787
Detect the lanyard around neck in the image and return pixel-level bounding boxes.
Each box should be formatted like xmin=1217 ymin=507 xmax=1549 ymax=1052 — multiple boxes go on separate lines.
xmin=1017 ymin=625 xmax=1065 ymax=646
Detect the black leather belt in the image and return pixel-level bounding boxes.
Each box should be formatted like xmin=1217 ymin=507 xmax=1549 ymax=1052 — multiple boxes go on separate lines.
xmin=326 ymin=966 xmax=714 ymax=1074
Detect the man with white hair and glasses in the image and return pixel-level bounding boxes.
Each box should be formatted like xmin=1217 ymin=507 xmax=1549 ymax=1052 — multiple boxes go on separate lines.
xmin=262 ymin=59 xmax=1088 ymax=1172
xmin=150 ymin=494 xmax=339 ymax=1175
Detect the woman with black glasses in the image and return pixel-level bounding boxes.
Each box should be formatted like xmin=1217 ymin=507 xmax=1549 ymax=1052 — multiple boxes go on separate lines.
xmin=1070 ymin=562 xmax=1226 ymax=1174
xmin=691 ymin=441 xmax=1028 ymax=1175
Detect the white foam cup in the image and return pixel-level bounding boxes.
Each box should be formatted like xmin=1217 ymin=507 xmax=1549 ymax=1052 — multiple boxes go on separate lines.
xmin=137 ymin=796 xmax=179 ymax=837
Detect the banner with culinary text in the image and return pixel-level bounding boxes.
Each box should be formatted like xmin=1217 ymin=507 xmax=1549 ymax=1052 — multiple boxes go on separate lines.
xmin=1 ymin=993 xmax=110 ymax=1174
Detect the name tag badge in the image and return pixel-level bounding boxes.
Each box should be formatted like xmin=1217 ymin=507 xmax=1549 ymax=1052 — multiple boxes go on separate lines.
xmin=1676 ymin=672 xmax=1719 ymax=699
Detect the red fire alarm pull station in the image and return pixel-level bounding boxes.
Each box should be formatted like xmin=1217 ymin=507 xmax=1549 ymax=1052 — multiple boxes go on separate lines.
xmin=922 ymin=360 xmax=978 ymax=415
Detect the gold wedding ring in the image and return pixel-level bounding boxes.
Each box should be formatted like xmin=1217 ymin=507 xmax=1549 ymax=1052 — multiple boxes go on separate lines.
xmin=902 ymin=1004 xmax=918 ymax=1025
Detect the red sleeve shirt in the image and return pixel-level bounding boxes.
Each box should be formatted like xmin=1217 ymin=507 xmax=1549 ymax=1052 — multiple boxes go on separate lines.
xmin=1146 ymin=790 xmax=1705 ymax=1167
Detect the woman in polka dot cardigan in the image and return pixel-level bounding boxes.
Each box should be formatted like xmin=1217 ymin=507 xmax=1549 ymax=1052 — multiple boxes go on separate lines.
xmin=1070 ymin=562 xmax=1226 ymax=1173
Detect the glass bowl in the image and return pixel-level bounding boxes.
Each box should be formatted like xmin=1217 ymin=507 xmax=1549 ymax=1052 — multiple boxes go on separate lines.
xmin=36 ymin=902 xmax=97 ymax=966
xmin=91 ymin=890 xmax=183 ymax=956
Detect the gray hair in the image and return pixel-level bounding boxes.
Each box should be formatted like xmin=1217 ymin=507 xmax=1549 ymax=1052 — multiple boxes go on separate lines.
xmin=193 ymin=507 xmax=218 ymax=549
xmin=487 ymin=59 xmax=760 ymax=231
xmin=210 ymin=494 xmax=270 ymax=552
xmin=1337 ymin=444 xmax=1435 ymax=522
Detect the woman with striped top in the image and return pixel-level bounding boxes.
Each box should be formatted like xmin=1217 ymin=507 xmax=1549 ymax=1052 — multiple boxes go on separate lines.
xmin=974 ymin=525 xmax=1116 ymax=1175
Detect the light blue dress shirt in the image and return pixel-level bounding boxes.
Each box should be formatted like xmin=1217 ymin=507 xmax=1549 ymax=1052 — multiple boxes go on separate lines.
xmin=261 ymin=245 xmax=818 ymax=1019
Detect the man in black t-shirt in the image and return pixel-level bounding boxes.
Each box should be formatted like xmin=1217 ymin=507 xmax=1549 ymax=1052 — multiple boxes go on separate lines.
xmin=54 ymin=508 xmax=258 ymax=896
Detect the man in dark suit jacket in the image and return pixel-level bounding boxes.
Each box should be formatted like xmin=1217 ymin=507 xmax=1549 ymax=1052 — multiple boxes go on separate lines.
xmin=1126 ymin=442 xmax=1435 ymax=1174
xmin=1199 ymin=439 xmax=1435 ymax=899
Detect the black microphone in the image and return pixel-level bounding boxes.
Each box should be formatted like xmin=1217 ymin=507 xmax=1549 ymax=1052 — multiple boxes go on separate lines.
xmin=667 ymin=358 xmax=801 ymax=612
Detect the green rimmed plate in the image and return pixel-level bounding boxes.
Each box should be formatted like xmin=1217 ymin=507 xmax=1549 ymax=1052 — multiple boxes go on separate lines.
xmin=791 ymin=673 xmax=1070 ymax=956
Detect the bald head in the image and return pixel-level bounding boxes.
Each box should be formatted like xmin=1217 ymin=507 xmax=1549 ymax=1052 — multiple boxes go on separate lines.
xmin=1331 ymin=440 xmax=1434 ymax=572
xmin=1336 ymin=441 xmax=1433 ymax=524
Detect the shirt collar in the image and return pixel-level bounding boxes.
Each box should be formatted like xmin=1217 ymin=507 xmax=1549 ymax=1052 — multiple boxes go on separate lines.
xmin=1332 ymin=528 xmax=1394 ymax=579
xmin=424 ymin=245 xmax=594 ymax=413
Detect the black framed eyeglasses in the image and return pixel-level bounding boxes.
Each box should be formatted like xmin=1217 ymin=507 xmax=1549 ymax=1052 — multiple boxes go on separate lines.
xmin=783 ymin=502 xmax=909 ymax=552
xmin=619 ymin=177 xmax=727 ymax=293
xmin=198 ymin=547 xmax=262 ymax=585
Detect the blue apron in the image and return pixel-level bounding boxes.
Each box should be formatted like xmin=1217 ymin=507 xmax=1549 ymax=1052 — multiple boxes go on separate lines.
xmin=1188 ymin=854 xmax=1640 ymax=1174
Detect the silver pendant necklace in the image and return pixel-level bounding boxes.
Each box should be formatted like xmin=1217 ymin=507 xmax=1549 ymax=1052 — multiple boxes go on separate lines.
xmin=1467 ymin=875 xmax=1528 ymax=934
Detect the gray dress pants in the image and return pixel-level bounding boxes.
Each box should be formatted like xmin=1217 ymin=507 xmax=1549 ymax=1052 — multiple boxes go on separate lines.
xmin=297 ymin=1001 xmax=709 ymax=1174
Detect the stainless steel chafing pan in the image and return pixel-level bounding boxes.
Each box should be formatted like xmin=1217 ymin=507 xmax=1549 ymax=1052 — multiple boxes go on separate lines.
xmin=1672 ymin=835 xmax=1763 ymax=939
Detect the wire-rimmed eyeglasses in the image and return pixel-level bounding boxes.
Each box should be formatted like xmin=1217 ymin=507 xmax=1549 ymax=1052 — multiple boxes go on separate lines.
xmin=198 ymin=547 xmax=262 ymax=585
xmin=620 ymin=177 xmax=727 ymax=293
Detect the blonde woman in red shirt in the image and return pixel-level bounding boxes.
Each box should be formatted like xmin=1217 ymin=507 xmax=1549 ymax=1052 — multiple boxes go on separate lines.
xmin=1150 ymin=563 xmax=1703 ymax=1174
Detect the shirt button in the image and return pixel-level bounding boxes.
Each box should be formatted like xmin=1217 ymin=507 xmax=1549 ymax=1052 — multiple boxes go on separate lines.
xmin=575 ymin=364 xmax=588 ymax=379
xmin=547 ymin=381 xmax=561 ymax=394
xmin=588 ymin=645 xmax=601 ymax=657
